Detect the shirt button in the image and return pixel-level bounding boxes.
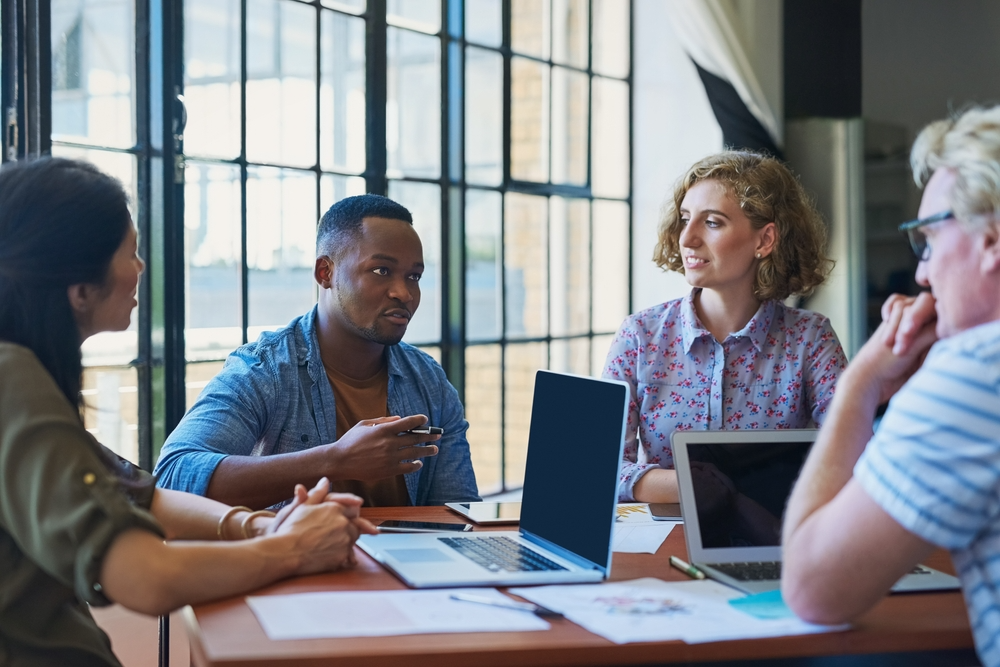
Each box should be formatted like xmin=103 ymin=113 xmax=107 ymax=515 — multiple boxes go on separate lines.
xmin=93 ymin=582 xmax=102 ymax=592
xmin=300 ymin=434 xmax=309 ymax=443
xmin=83 ymin=473 xmax=96 ymax=485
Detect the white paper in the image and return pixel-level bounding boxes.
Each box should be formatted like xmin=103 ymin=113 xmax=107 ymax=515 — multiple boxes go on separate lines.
xmin=510 ymin=578 xmax=845 ymax=645
xmin=612 ymin=522 xmax=678 ymax=553
xmin=246 ymin=588 xmax=550 ymax=640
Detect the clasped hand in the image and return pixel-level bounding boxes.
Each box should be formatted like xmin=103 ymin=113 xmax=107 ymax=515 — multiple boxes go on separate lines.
xmin=265 ymin=478 xmax=377 ymax=574
xmin=851 ymin=292 xmax=939 ymax=406
xmin=324 ymin=414 xmax=441 ymax=482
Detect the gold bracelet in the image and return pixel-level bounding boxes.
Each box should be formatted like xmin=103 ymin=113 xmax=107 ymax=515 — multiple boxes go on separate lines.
xmin=241 ymin=510 xmax=277 ymax=540
xmin=217 ymin=506 xmax=251 ymax=541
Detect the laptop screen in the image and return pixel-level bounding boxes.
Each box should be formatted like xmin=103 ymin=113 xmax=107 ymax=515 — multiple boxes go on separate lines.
xmin=519 ymin=371 xmax=628 ymax=571
xmin=687 ymin=441 xmax=813 ymax=549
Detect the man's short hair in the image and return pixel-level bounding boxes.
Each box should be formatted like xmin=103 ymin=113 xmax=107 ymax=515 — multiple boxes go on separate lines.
xmin=316 ymin=194 xmax=413 ymax=259
xmin=911 ymin=105 xmax=1000 ymax=232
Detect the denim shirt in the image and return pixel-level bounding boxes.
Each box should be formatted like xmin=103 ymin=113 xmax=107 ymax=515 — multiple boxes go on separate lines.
xmin=154 ymin=306 xmax=480 ymax=505
xmin=602 ymin=290 xmax=846 ymax=501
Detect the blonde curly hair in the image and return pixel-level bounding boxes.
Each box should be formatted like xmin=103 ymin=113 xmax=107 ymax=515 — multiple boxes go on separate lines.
xmin=653 ymin=151 xmax=834 ymax=301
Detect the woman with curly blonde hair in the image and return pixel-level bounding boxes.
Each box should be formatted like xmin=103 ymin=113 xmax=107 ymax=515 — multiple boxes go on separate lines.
xmin=602 ymin=150 xmax=847 ymax=503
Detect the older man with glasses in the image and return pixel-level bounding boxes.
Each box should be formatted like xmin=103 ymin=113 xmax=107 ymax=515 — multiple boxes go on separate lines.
xmin=781 ymin=105 xmax=1000 ymax=667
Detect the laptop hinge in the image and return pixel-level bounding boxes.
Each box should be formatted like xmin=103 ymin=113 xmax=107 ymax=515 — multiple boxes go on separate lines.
xmin=519 ymin=529 xmax=606 ymax=574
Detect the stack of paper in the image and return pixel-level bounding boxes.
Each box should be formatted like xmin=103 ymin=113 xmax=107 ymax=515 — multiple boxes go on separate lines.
xmin=246 ymin=588 xmax=550 ymax=640
xmin=612 ymin=522 xmax=678 ymax=554
xmin=510 ymin=578 xmax=846 ymax=644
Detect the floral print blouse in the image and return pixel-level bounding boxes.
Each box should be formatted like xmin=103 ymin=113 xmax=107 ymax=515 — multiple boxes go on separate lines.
xmin=602 ymin=289 xmax=847 ymax=501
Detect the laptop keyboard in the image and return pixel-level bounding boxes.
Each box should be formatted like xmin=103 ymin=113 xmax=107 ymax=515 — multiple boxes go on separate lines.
xmin=438 ymin=536 xmax=567 ymax=573
xmin=711 ymin=561 xmax=782 ymax=581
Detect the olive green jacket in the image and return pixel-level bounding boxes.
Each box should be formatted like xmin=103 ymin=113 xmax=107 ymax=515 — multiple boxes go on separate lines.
xmin=0 ymin=343 xmax=163 ymax=666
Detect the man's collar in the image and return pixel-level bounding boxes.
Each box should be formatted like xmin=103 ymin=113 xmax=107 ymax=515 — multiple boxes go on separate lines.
xmin=304 ymin=305 xmax=405 ymax=378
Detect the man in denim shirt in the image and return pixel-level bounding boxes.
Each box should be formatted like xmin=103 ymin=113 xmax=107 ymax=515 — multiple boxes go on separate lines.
xmin=154 ymin=195 xmax=480 ymax=508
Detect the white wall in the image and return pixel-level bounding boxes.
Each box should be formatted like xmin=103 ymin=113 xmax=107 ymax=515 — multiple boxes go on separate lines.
xmin=631 ymin=0 xmax=783 ymax=313
xmin=863 ymin=0 xmax=1000 ymax=146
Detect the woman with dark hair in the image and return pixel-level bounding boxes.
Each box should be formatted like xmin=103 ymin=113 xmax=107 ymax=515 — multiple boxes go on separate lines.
xmin=602 ymin=151 xmax=848 ymax=504
xmin=0 ymin=157 xmax=376 ymax=667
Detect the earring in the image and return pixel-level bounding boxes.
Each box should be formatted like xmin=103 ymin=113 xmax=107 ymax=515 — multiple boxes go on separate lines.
xmin=755 ymin=253 xmax=762 ymax=259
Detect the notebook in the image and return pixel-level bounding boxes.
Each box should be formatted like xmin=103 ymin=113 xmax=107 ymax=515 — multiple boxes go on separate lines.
xmin=671 ymin=429 xmax=960 ymax=595
xmin=357 ymin=370 xmax=629 ymax=588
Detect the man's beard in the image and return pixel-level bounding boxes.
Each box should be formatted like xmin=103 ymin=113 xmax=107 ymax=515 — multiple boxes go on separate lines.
xmin=335 ymin=286 xmax=406 ymax=346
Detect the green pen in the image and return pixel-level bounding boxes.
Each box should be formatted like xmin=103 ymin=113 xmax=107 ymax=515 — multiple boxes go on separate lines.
xmin=669 ymin=555 xmax=706 ymax=580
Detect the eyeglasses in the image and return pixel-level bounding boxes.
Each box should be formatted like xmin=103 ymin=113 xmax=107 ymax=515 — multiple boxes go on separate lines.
xmin=898 ymin=210 xmax=954 ymax=261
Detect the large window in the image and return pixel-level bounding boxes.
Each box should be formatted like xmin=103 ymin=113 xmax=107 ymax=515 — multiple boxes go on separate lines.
xmin=52 ymin=0 xmax=143 ymax=464
xmin=35 ymin=0 xmax=632 ymax=495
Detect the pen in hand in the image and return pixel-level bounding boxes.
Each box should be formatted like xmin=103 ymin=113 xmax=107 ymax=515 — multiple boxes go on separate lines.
xmin=407 ymin=426 xmax=444 ymax=435
xmin=450 ymin=592 xmax=563 ymax=618
xmin=669 ymin=555 xmax=705 ymax=580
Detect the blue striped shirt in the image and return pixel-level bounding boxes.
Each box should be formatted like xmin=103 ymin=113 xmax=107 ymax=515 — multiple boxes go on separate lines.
xmin=855 ymin=319 xmax=1000 ymax=667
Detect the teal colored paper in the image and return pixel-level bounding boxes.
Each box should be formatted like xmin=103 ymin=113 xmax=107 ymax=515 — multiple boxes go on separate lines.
xmin=728 ymin=590 xmax=795 ymax=620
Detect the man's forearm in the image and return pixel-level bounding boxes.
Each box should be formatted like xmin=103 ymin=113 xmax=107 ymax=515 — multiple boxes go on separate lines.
xmin=205 ymin=447 xmax=335 ymax=509
xmin=783 ymin=365 xmax=881 ymax=543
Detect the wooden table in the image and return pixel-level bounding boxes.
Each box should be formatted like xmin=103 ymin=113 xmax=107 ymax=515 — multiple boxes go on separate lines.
xmin=184 ymin=507 xmax=974 ymax=667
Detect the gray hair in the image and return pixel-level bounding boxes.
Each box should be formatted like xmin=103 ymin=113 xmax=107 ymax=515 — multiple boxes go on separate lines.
xmin=911 ymin=105 xmax=1000 ymax=230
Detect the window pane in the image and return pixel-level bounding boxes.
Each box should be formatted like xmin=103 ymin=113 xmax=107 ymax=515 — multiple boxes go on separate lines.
xmin=552 ymin=0 xmax=587 ymax=68
xmin=504 ymin=342 xmax=547 ymax=488
xmin=246 ymin=167 xmax=318 ymax=333
xmin=387 ymin=28 xmax=441 ymax=178
xmin=389 ymin=180 xmax=442 ymax=345
xmin=82 ymin=367 xmax=138 ymax=464
xmin=591 ymin=77 xmax=630 ymax=198
xmin=465 ymin=47 xmax=503 ymax=186
xmin=504 ymin=193 xmax=548 ymax=338
xmin=550 ymin=337 xmax=590 ymax=376
xmin=320 ymin=173 xmax=367 ymax=213
xmin=466 ymin=344 xmax=502 ymax=494
xmin=322 ymin=0 xmax=365 ymax=13
xmin=246 ymin=0 xmax=317 ymax=168
xmin=466 ymin=189 xmax=502 ymax=341
xmin=387 ymin=0 xmax=440 ymax=33
xmin=186 ymin=360 xmax=226 ymax=408
xmin=321 ymin=11 xmax=367 ymax=173
xmin=549 ymin=197 xmax=589 ymax=336
xmin=184 ymin=0 xmax=241 ymax=159
xmin=52 ymin=0 xmax=134 ymax=148
xmin=592 ymin=333 xmax=614 ymax=376
xmin=592 ymin=0 xmax=630 ymax=78
xmin=511 ymin=0 xmax=550 ymax=59
xmin=592 ymin=200 xmax=629 ymax=332
xmin=465 ymin=0 xmax=501 ymax=47
xmin=185 ymin=162 xmax=243 ymax=361
xmin=510 ymin=57 xmax=550 ymax=182
xmin=550 ymin=67 xmax=588 ymax=185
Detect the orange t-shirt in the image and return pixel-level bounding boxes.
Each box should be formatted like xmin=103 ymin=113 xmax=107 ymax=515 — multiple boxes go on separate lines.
xmin=324 ymin=361 xmax=411 ymax=507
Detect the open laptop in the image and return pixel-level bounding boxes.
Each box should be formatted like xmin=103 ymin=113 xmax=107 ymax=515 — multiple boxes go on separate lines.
xmin=672 ymin=429 xmax=960 ymax=595
xmin=357 ymin=370 xmax=629 ymax=588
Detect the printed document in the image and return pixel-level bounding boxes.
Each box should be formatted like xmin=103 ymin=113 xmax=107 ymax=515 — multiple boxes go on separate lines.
xmin=510 ymin=578 xmax=845 ymax=644
xmin=613 ymin=522 xmax=678 ymax=554
xmin=246 ymin=588 xmax=550 ymax=640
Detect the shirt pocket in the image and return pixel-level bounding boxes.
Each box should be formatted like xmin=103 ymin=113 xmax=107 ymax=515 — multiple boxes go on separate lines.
xmin=275 ymin=427 xmax=318 ymax=454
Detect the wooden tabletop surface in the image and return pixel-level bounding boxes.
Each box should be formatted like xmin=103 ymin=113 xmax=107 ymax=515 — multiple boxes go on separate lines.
xmin=184 ymin=506 xmax=973 ymax=667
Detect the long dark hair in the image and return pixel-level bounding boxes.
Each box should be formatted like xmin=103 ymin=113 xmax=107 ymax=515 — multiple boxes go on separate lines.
xmin=0 ymin=157 xmax=152 ymax=493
